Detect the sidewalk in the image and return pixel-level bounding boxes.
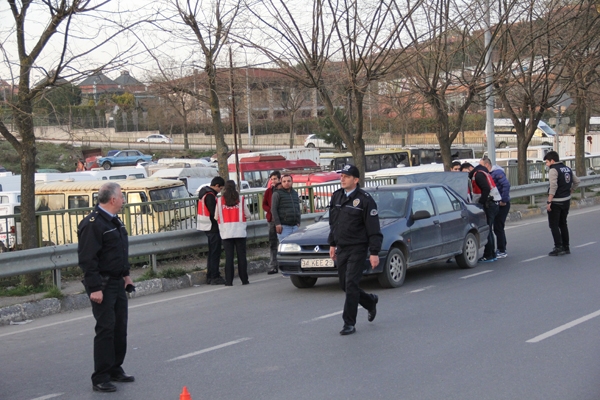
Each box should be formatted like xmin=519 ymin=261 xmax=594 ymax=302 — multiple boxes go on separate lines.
xmin=2 ymin=194 xmax=599 ymax=326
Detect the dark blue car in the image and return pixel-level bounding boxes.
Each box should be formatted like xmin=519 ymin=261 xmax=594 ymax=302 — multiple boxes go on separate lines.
xmin=277 ymin=182 xmax=488 ymax=289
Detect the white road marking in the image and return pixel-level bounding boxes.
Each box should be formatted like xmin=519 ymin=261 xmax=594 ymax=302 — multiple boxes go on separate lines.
xmin=0 ymin=277 xmax=282 ymax=338
xmin=28 ymin=394 xmax=64 ymax=400
xmin=522 ymin=255 xmax=547 ymax=263
xmin=167 ymin=337 xmax=251 ymax=362
xmin=526 ymin=309 xmax=600 ymax=343
xmin=575 ymin=242 xmax=596 ymax=248
xmin=302 ymin=311 xmax=343 ymax=323
xmin=460 ymin=270 xmax=493 ymax=279
xmin=410 ymin=285 xmax=435 ymax=293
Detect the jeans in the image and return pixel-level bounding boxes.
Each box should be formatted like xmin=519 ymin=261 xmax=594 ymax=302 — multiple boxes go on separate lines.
xmin=494 ymin=202 xmax=511 ymax=252
xmin=277 ymin=225 xmax=299 ymax=242
xmin=223 ymin=237 xmax=248 ymax=285
xmin=548 ymin=201 xmax=570 ymax=248
xmin=206 ymin=231 xmax=222 ymax=280
xmin=87 ymin=278 xmax=128 ymax=385
xmin=484 ymin=202 xmax=499 ymax=258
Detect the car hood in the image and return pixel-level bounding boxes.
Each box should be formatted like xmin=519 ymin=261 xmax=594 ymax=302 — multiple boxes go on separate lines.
xmin=281 ymin=217 xmax=399 ymax=245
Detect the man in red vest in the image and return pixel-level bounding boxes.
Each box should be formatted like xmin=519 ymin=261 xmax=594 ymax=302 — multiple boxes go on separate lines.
xmin=197 ymin=177 xmax=226 ymax=284
xmin=262 ymin=171 xmax=281 ymax=274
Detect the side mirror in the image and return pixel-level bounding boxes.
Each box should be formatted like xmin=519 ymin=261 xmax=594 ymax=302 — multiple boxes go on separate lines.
xmin=412 ymin=210 xmax=431 ymax=221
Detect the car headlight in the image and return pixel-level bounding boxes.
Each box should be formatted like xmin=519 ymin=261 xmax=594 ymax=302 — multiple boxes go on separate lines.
xmin=278 ymin=243 xmax=301 ymax=253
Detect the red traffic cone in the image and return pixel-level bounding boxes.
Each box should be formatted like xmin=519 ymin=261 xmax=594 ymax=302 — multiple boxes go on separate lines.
xmin=180 ymin=386 xmax=192 ymax=400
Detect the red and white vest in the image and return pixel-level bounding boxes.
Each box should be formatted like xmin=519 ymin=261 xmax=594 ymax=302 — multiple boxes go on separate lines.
xmin=471 ymin=170 xmax=502 ymax=204
xmin=216 ymin=196 xmax=248 ymax=239
xmin=197 ymin=191 xmax=216 ymax=231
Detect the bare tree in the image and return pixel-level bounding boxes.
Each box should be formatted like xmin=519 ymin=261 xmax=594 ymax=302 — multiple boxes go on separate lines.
xmin=139 ymin=0 xmax=245 ymax=178
xmin=280 ymin=84 xmax=310 ymax=148
xmin=0 ymin=0 xmax=134 ymax=285
xmin=246 ymin=0 xmax=422 ymax=181
xmin=492 ymin=0 xmax=592 ymax=184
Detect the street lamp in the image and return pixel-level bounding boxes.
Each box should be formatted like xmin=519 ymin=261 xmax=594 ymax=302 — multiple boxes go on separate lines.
xmin=240 ymin=45 xmax=252 ymax=146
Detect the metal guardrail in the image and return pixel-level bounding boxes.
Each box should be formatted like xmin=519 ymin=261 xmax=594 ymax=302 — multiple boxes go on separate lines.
xmin=1 ymin=176 xmax=599 ymax=284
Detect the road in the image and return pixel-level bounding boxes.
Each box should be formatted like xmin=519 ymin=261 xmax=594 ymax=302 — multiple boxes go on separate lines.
xmin=1 ymin=206 xmax=599 ymax=400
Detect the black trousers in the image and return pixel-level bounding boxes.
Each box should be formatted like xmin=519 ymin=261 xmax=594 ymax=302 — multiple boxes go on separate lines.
xmin=268 ymin=221 xmax=279 ymax=269
xmin=483 ymin=202 xmax=499 ymax=258
xmin=206 ymin=231 xmax=222 ymax=280
xmin=548 ymin=201 xmax=570 ymax=248
xmin=494 ymin=202 xmax=511 ymax=253
xmin=223 ymin=237 xmax=249 ymax=285
xmin=336 ymin=245 xmax=376 ymax=327
xmin=87 ymin=278 xmax=128 ymax=385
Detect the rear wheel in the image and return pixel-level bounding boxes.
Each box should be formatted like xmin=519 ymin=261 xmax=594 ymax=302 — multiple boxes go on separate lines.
xmin=306 ymin=143 xmax=315 ymax=148
xmin=498 ymin=141 xmax=508 ymax=148
xmin=136 ymin=159 xmax=144 ymax=165
xmin=102 ymin=161 xmax=111 ymax=170
xmin=290 ymin=275 xmax=318 ymax=288
xmin=456 ymin=232 xmax=479 ymax=269
xmin=378 ymin=247 xmax=406 ymax=288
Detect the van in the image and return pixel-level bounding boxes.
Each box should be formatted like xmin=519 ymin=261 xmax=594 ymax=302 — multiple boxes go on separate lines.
xmin=0 ymin=191 xmax=21 ymax=251
xmin=493 ymin=119 xmax=556 ymax=148
xmin=151 ymin=167 xmax=218 ymax=194
xmin=34 ymin=178 xmax=196 ymax=245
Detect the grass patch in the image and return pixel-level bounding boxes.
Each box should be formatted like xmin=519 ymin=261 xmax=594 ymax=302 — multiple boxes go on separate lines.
xmin=159 ymin=268 xmax=188 ymax=279
xmin=135 ymin=269 xmax=158 ymax=282
xmin=44 ymin=286 xmax=64 ymax=300
xmin=0 ymin=285 xmax=48 ymax=297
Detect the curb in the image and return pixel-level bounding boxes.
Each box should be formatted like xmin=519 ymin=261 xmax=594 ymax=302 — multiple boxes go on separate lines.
xmin=0 ymin=259 xmax=270 ymax=326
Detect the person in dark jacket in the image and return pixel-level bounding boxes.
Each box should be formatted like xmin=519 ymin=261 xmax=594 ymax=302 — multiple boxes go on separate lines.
xmin=544 ymin=151 xmax=580 ymax=256
xmin=464 ymin=163 xmax=502 ymax=262
xmin=77 ymin=182 xmax=134 ymax=393
xmin=262 ymin=170 xmax=281 ymax=274
xmin=481 ymin=157 xmax=510 ymax=258
xmin=328 ymin=165 xmax=383 ymax=336
xmin=271 ymin=174 xmax=301 ymax=241
xmin=197 ymin=177 xmax=226 ymax=285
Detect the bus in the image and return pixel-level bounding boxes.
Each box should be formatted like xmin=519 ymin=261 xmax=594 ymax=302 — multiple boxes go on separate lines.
xmin=34 ymin=178 xmax=196 ymax=245
xmin=228 ymin=155 xmax=321 ymax=188
xmin=327 ymin=147 xmax=475 ymax=172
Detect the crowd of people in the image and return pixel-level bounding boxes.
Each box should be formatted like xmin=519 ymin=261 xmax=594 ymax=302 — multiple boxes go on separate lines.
xmin=75 ymin=152 xmax=581 ymax=391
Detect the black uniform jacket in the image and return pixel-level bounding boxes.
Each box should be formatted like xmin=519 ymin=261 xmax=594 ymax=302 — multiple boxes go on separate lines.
xmin=77 ymin=205 xmax=130 ymax=292
xmin=328 ymin=186 xmax=383 ymax=256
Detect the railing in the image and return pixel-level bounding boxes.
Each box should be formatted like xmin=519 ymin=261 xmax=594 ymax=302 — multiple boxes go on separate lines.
xmin=1 ymin=176 xmax=600 ymax=285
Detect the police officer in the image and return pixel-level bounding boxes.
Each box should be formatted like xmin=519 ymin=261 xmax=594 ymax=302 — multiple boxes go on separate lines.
xmin=328 ymin=164 xmax=383 ymax=336
xmin=544 ymin=151 xmax=580 ymax=256
xmin=78 ymin=182 xmax=135 ymax=392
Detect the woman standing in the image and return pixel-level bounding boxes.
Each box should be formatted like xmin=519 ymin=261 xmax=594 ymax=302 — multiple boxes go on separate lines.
xmin=216 ymin=180 xmax=251 ymax=286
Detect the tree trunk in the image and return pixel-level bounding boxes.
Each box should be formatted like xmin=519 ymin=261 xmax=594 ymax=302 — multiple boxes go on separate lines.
xmin=207 ymin=66 xmax=229 ymax=178
xmin=289 ymin=113 xmax=295 ymax=149
xmin=574 ymin=84 xmax=587 ymax=177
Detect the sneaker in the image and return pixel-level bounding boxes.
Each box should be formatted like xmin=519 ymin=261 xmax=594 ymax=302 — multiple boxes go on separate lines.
xmin=564 ymin=246 xmax=570 ymax=254
xmin=496 ymin=251 xmax=507 ymax=259
xmin=548 ymin=247 xmax=566 ymax=256
xmin=210 ymin=276 xmax=226 ymax=285
xmin=478 ymin=257 xmax=497 ymax=263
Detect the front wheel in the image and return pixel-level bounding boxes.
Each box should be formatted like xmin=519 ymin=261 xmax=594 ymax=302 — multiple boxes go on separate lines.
xmin=456 ymin=232 xmax=479 ymax=269
xmin=306 ymin=143 xmax=315 ymax=148
xmin=102 ymin=161 xmax=111 ymax=170
xmin=378 ymin=247 xmax=406 ymax=288
xmin=290 ymin=275 xmax=318 ymax=288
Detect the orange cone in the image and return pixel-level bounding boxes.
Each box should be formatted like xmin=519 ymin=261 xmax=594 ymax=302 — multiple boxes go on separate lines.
xmin=180 ymin=386 xmax=192 ymax=400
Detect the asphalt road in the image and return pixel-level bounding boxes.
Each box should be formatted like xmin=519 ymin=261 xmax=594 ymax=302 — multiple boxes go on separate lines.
xmin=1 ymin=205 xmax=599 ymax=400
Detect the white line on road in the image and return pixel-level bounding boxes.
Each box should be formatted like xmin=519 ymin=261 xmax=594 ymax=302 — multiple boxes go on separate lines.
xmin=167 ymin=337 xmax=251 ymax=362
xmin=28 ymin=394 xmax=64 ymax=400
xmin=526 ymin=309 xmax=600 ymax=343
xmin=410 ymin=285 xmax=435 ymax=293
xmin=460 ymin=270 xmax=493 ymax=279
xmin=522 ymin=255 xmax=547 ymax=263
xmin=302 ymin=311 xmax=343 ymax=323
xmin=575 ymin=242 xmax=596 ymax=248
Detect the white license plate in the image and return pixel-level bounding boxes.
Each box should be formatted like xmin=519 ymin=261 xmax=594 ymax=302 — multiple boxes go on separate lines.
xmin=301 ymin=258 xmax=335 ymax=268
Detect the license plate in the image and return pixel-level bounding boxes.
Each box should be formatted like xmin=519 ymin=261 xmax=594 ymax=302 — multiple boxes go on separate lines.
xmin=301 ymin=258 xmax=334 ymax=268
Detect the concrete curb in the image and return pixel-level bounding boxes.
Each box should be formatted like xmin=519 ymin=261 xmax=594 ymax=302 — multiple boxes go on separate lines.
xmin=0 ymin=259 xmax=270 ymax=326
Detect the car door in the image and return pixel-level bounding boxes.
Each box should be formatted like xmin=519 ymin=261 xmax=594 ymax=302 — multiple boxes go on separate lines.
xmin=114 ymin=151 xmax=128 ymax=166
xmin=407 ymin=188 xmax=442 ymax=262
xmin=429 ymin=186 xmax=465 ymax=255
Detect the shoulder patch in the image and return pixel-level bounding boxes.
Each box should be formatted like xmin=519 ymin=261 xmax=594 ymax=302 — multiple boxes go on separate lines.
xmin=370 ymin=209 xmax=378 ymax=216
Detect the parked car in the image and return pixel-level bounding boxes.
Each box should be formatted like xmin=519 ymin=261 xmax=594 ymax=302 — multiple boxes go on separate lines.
xmin=277 ymin=180 xmax=488 ymax=289
xmin=98 ymin=150 xmax=153 ymax=170
xmin=137 ymin=134 xmax=173 ymax=144
xmin=304 ymin=134 xmax=346 ymax=149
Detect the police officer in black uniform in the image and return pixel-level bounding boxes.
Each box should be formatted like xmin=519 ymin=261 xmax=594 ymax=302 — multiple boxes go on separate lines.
xmin=78 ymin=182 xmax=135 ymax=392
xmin=328 ymin=164 xmax=383 ymax=335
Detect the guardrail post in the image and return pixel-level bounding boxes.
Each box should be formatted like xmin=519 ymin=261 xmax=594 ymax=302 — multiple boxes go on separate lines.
xmin=52 ymin=268 xmax=61 ymax=288
xmin=150 ymin=254 xmax=157 ymax=274
xmin=309 ymin=187 xmax=315 ymax=213
xmin=36 ymin=214 xmax=43 ymax=248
